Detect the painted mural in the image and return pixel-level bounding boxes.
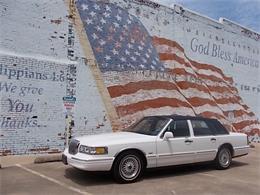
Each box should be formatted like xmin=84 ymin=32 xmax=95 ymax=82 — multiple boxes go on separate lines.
xmin=0 ymin=0 xmax=259 ymax=156
xmin=75 ymin=0 xmax=260 ymax=141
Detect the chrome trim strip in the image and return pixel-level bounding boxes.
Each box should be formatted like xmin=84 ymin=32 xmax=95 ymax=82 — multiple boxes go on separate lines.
xmin=71 ymin=157 xmax=114 ymax=162
xmin=196 ymin=150 xmax=217 ymax=154
xmin=158 ymin=152 xmax=194 ymax=157
xmin=234 ymin=146 xmax=250 ymax=150
xmin=146 ymin=154 xmax=157 ymax=158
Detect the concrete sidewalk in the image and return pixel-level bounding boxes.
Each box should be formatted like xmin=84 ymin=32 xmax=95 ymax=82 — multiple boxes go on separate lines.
xmin=0 ymin=153 xmax=62 ymax=168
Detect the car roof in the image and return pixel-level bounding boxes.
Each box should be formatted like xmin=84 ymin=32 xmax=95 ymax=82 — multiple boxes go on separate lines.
xmin=145 ymin=115 xmax=216 ymax=121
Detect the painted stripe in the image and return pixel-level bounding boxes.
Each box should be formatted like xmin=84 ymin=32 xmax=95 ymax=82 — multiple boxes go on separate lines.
xmin=16 ymin=164 xmax=91 ymax=195
xmin=108 ymin=80 xmax=178 ymax=98
xmin=233 ymin=120 xmax=259 ymax=130
xmin=116 ymin=97 xmax=191 ymax=117
xmin=111 ymin=89 xmax=187 ymax=107
xmin=191 ymin=104 xmax=224 ymax=115
xmin=153 ymin=36 xmax=184 ymax=52
xmin=103 ymin=70 xmax=178 ymax=87
xmin=162 ymin=60 xmax=194 ymax=74
xmin=155 ymin=45 xmax=186 ymax=59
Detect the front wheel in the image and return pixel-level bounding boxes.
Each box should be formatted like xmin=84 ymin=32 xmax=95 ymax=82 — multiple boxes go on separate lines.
xmin=215 ymin=147 xmax=232 ymax=170
xmin=112 ymin=151 xmax=144 ymax=183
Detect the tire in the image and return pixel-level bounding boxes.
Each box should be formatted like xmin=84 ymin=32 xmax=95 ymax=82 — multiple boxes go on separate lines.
xmin=112 ymin=151 xmax=144 ymax=183
xmin=215 ymin=147 xmax=232 ymax=170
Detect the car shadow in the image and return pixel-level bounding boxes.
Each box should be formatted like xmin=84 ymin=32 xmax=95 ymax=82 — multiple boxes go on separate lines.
xmin=144 ymin=160 xmax=248 ymax=180
xmin=64 ymin=160 xmax=248 ymax=186
xmin=64 ymin=167 xmax=115 ymax=186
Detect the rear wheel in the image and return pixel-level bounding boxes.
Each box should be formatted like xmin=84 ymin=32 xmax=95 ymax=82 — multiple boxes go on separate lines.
xmin=112 ymin=151 xmax=144 ymax=183
xmin=215 ymin=147 xmax=232 ymax=169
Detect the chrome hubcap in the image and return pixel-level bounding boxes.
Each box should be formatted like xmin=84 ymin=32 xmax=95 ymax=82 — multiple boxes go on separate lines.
xmin=119 ymin=155 xmax=140 ymax=180
xmin=219 ymin=149 xmax=230 ymax=167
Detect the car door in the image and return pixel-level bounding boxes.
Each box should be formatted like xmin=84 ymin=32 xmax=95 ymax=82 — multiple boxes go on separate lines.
xmin=156 ymin=119 xmax=196 ymax=167
xmin=189 ymin=119 xmax=218 ymax=163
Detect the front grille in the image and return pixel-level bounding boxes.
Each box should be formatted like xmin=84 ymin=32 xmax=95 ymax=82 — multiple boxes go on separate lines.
xmin=69 ymin=139 xmax=80 ymax=155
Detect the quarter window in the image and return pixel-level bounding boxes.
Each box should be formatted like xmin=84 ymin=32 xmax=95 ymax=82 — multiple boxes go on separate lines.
xmin=191 ymin=120 xmax=214 ymax=136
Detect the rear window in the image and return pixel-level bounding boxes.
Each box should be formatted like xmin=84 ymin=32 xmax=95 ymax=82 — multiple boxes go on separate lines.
xmin=206 ymin=119 xmax=229 ymax=135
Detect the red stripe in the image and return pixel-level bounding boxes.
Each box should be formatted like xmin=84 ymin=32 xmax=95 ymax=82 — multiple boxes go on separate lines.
xmin=215 ymin=97 xmax=242 ymax=105
xmin=115 ymin=97 xmax=192 ymax=117
xmin=108 ymin=80 xmax=179 ymax=98
xmin=167 ymin=68 xmax=195 ymax=77
xmin=199 ymin=111 xmax=225 ymax=120
xmin=233 ymin=120 xmax=258 ymax=130
xmin=176 ymin=81 xmax=209 ymax=93
xmin=153 ymin=36 xmax=184 ymax=52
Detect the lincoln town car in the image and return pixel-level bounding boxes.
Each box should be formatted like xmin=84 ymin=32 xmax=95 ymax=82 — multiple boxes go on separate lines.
xmin=62 ymin=115 xmax=250 ymax=183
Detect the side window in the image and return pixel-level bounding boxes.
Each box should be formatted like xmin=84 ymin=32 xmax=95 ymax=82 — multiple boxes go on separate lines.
xmin=170 ymin=120 xmax=190 ymax=137
xmin=191 ymin=120 xmax=214 ymax=136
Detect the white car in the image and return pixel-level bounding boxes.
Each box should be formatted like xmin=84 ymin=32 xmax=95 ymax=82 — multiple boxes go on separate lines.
xmin=62 ymin=115 xmax=250 ymax=183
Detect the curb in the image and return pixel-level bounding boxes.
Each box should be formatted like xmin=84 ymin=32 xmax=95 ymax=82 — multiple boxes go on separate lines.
xmin=34 ymin=153 xmax=62 ymax=164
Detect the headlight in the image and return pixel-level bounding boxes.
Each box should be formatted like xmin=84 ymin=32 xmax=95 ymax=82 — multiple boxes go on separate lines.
xmin=79 ymin=145 xmax=108 ymax=155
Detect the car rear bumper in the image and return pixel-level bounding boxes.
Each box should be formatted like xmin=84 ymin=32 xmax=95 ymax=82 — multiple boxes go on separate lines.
xmin=62 ymin=149 xmax=114 ymax=171
xmin=233 ymin=146 xmax=250 ymax=157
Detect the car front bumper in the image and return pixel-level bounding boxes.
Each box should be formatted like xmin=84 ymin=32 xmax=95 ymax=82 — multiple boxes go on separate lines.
xmin=62 ymin=149 xmax=114 ymax=171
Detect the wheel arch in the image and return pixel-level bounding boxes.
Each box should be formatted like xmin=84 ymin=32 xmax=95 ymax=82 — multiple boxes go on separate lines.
xmin=218 ymin=143 xmax=234 ymax=157
xmin=112 ymin=148 xmax=147 ymax=169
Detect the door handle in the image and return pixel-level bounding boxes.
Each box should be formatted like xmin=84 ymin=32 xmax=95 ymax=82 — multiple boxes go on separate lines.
xmin=185 ymin=139 xmax=193 ymax=143
xmin=211 ymin=138 xmax=216 ymax=141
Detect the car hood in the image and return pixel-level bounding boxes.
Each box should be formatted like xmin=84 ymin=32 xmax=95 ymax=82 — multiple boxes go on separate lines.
xmin=74 ymin=131 xmax=156 ymax=146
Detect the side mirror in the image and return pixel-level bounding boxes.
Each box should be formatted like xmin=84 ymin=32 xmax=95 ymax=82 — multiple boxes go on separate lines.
xmin=163 ymin=132 xmax=174 ymax=140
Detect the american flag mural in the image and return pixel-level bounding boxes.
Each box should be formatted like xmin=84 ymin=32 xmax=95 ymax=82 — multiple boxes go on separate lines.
xmin=76 ymin=0 xmax=260 ymax=140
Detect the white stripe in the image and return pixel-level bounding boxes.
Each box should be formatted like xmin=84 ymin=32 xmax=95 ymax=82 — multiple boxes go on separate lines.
xmin=230 ymin=114 xmax=257 ymax=124
xmin=217 ymin=103 xmax=245 ymax=112
xmin=192 ymin=104 xmax=224 ymax=115
xmin=103 ymin=70 xmax=178 ymax=87
xmin=203 ymin=79 xmax=229 ymax=88
xmin=162 ymin=60 xmax=195 ymax=74
xmin=16 ymin=164 xmax=91 ymax=195
xmin=155 ymin=44 xmax=187 ymax=60
xmin=179 ymin=88 xmax=212 ymax=99
xmin=103 ymin=71 xmax=231 ymax=94
xmin=112 ymin=89 xmax=187 ymax=107
xmin=210 ymin=91 xmax=239 ymax=99
xmin=195 ymin=68 xmax=225 ymax=80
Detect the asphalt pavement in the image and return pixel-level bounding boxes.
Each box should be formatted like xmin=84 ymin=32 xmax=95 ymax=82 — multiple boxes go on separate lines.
xmin=1 ymin=144 xmax=259 ymax=195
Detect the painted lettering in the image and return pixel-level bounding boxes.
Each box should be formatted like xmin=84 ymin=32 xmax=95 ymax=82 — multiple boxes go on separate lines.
xmin=7 ymin=99 xmax=33 ymax=113
xmin=0 ymin=82 xmax=17 ymax=93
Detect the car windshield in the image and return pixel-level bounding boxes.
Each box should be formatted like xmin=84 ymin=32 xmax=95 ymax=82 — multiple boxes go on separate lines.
xmin=124 ymin=116 xmax=170 ymax=136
